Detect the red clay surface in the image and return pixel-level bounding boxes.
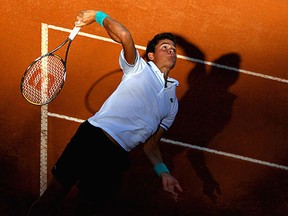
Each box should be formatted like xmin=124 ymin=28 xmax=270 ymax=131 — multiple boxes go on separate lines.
xmin=1 ymin=1 xmax=288 ymax=215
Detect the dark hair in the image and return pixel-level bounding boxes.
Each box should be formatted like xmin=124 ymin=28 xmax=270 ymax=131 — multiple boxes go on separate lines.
xmin=145 ymin=32 xmax=176 ymax=61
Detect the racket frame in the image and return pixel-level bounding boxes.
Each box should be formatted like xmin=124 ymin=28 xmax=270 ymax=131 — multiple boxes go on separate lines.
xmin=20 ymin=26 xmax=80 ymax=105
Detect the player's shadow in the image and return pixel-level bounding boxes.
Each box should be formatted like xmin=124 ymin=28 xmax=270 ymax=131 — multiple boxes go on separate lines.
xmin=168 ymin=35 xmax=241 ymax=204
xmin=84 ymin=69 xmax=122 ymax=114
xmin=84 ymin=54 xmax=147 ymax=114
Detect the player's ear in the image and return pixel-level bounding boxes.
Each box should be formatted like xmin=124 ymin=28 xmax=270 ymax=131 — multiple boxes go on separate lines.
xmin=147 ymin=52 xmax=154 ymax=60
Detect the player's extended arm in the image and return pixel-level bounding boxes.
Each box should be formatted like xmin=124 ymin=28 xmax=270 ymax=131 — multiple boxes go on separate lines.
xmin=75 ymin=10 xmax=136 ymax=65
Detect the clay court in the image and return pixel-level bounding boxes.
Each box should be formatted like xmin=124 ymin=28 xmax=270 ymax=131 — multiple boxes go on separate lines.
xmin=1 ymin=1 xmax=288 ymax=215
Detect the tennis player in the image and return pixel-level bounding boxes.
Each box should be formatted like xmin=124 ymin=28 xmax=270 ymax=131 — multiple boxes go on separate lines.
xmin=26 ymin=9 xmax=183 ymax=215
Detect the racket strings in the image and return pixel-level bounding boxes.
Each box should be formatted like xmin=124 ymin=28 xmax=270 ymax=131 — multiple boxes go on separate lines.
xmin=21 ymin=55 xmax=66 ymax=105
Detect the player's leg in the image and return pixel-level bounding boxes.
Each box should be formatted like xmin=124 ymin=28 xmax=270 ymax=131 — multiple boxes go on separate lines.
xmin=25 ymin=177 xmax=70 ymax=216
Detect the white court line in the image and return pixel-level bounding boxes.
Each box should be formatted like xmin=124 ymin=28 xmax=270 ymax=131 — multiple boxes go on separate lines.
xmin=48 ymin=24 xmax=288 ymax=84
xmin=40 ymin=23 xmax=49 ymax=195
xmin=177 ymin=56 xmax=288 ymax=84
xmin=48 ymin=112 xmax=288 ymax=171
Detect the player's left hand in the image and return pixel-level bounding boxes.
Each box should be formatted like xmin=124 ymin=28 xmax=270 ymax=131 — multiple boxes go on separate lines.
xmin=161 ymin=172 xmax=183 ymax=202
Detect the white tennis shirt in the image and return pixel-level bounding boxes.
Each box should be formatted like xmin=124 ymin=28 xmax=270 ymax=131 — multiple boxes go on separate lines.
xmin=88 ymin=50 xmax=179 ymax=151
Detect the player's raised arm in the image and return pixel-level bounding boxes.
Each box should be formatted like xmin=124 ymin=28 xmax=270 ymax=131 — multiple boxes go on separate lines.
xmin=75 ymin=10 xmax=136 ymax=65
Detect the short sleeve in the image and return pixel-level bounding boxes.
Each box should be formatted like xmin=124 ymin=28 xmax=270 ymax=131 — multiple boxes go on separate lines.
xmin=119 ymin=50 xmax=146 ymax=75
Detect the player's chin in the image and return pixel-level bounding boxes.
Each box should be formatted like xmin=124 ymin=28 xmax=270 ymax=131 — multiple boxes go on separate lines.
xmin=168 ymin=57 xmax=176 ymax=69
xmin=169 ymin=61 xmax=176 ymax=69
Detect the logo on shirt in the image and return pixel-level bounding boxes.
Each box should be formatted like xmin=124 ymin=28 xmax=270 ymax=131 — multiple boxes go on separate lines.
xmin=170 ymin=98 xmax=174 ymax=103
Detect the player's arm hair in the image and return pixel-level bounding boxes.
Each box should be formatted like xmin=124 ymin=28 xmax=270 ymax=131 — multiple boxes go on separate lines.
xmin=143 ymin=126 xmax=166 ymax=166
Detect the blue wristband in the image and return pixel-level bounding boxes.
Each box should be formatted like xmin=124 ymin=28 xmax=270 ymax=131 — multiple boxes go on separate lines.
xmin=95 ymin=11 xmax=109 ymax=26
xmin=154 ymin=163 xmax=170 ymax=177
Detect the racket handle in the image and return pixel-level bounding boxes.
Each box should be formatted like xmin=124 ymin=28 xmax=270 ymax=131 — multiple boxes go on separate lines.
xmin=69 ymin=26 xmax=81 ymax=40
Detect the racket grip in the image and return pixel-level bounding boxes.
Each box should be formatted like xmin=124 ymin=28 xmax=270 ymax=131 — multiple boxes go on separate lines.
xmin=69 ymin=26 xmax=81 ymax=40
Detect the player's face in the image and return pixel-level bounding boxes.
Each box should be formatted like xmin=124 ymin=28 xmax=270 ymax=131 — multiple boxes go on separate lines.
xmin=152 ymin=39 xmax=177 ymax=70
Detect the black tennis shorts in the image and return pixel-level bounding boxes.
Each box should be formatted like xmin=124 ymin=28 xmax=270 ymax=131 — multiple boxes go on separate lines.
xmin=51 ymin=120 xmax=129 ymax=201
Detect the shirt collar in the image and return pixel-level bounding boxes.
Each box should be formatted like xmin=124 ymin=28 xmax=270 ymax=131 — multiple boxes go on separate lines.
xmin=147 ymin=61 xmax=165 ymax=86
xmin=147 ymin=61 xmax=179 ymax=88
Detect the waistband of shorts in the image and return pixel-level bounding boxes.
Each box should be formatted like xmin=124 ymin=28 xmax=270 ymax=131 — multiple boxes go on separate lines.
xmin=84 ymin=120 xmax=127 ymax=154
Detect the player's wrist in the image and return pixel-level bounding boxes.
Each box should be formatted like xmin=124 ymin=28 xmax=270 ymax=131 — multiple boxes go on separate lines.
xmin=95 ymin=11 xmax=109 ymax=26
xmin=154 ymin=162 xmax=170 ymax=177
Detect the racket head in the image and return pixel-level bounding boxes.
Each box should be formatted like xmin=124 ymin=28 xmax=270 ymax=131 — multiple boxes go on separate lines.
xmin=20 ymin=53 xmax=67 ymax=105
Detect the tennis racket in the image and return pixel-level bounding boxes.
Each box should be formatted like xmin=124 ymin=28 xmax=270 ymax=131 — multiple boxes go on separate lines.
xmin=20 ymin=26 xmax=81 ymax=105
